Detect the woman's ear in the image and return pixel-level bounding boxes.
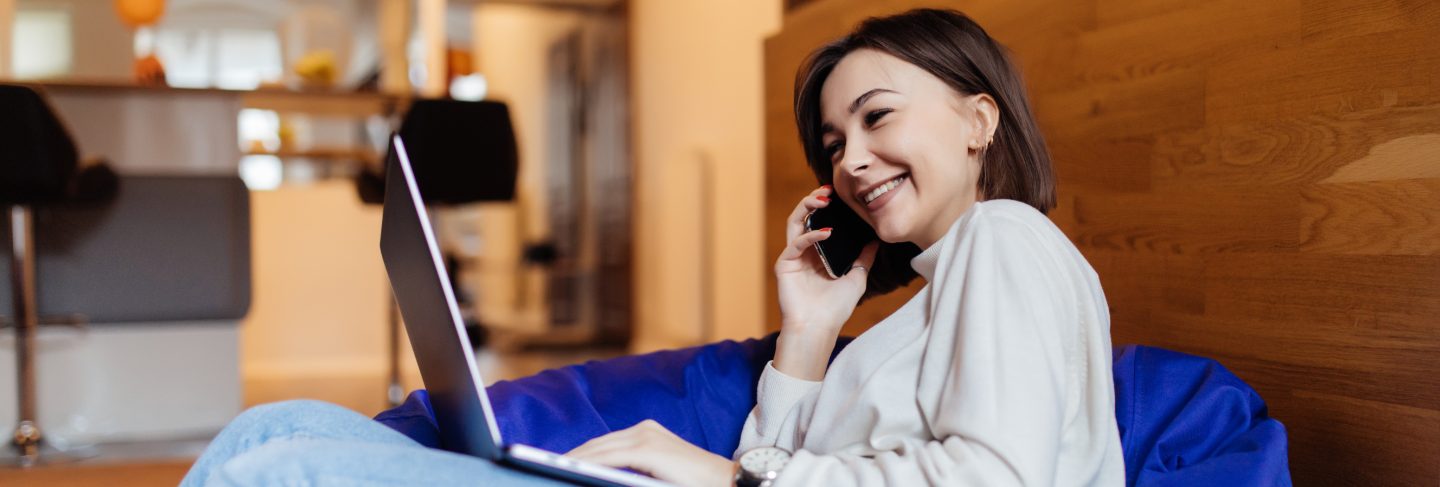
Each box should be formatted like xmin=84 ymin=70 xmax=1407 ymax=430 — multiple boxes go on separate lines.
xmin=971 ymin=93 xmax=1000 ymax=146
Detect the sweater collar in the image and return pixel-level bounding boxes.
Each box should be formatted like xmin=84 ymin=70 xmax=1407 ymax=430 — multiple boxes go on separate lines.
xmin=909 ymin=202 xmax=980 ymax=282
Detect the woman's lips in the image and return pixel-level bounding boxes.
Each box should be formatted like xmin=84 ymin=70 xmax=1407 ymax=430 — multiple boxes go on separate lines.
xmin=864 ymin=175 xmax=907 ymax=213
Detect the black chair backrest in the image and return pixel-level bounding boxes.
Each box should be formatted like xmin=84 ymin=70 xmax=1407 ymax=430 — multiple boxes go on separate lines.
xmin=358 ymin=99 xmax=519 ymax=205
xmin=0 ymin=84 xmax=79 ymax=205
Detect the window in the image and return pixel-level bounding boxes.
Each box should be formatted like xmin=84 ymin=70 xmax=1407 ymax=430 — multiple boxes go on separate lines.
xmin=11 ymin=9 xmax=73 ymax=79
xmin=156 ymin=27 xmax=282 ymax=89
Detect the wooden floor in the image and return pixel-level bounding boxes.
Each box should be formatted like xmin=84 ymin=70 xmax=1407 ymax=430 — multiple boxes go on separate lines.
xmin=0 ymin=461 xmax=193 ymax=487
xmin=0 ymin=345 xmax=623 ymax=486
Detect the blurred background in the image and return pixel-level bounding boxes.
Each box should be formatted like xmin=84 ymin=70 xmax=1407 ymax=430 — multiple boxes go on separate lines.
xmin=1 ymin=0 xmax=1437 ymax=485
xmin=0 ymin=0 xmax=776 ymax=484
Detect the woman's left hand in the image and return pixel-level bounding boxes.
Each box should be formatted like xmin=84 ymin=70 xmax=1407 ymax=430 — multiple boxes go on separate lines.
xmin=565 ymin=420 xmax=734 ymax=487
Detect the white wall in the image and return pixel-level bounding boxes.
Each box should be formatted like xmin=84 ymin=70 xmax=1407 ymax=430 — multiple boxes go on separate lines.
xmin=240 ymin=182 xmax=412 ymax=400
xmin=630 ymin=0 xmax=780 ymax=351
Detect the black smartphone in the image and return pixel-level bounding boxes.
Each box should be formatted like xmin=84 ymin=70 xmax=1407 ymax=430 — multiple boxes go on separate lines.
xmin=804 ymin=202 xmax=877 ymax=279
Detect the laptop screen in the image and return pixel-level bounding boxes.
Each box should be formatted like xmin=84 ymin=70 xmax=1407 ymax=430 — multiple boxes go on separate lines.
xmin=379 ymin=134 xmax=505 ymax=460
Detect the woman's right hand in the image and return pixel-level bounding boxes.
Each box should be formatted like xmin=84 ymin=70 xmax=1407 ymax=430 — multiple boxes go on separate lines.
xmin=772 ymin=186 xmax=878 ymax=379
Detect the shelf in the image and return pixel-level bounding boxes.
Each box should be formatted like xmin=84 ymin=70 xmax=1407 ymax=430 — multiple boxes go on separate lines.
xmin=242 ymin=91 xmax=406 ymax=117
xmin=8 ymin=78 xmax=408 ymax=117
xmin=244 ymin=147 xmax=379 ymax=165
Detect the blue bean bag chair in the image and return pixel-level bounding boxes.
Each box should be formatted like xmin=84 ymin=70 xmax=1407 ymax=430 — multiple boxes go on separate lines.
xmin=374 ymin=334 xmax=1290 ymax=486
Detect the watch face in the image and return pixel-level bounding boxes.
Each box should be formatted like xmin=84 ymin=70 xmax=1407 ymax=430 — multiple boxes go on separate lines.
xmin=741 ymin=447 xmax=792 ymax=474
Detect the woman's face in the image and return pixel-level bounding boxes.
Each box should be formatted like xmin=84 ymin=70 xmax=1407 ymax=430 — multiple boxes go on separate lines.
xmin=819 ymin=48 xmax=996 ymax=249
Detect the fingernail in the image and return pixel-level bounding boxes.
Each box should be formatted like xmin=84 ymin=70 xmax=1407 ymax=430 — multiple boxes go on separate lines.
xmin=817 ymin=195 xmax=830 ymax=202
xmin=821 ymin=184 xmax=832 ymax=191
xmin=821 ymin=227 xmax=833 ymax=232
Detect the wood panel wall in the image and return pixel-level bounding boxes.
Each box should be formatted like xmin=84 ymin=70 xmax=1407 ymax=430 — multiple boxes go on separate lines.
xmin=762 ymin=1 xmax=1439 ymax=485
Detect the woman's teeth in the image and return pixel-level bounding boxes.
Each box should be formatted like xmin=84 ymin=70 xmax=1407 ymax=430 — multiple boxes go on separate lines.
xmin=863 ymin=176 xmax=907 ymax=204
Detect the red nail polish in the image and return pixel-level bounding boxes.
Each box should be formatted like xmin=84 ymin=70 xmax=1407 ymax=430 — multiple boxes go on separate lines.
xmin=821 ymin=227 xmax=833 ymax=232
xmin=816 ymin=195 xmax=830 ymax=202
xmin=821 ymin=184 xmax=832 ymax=191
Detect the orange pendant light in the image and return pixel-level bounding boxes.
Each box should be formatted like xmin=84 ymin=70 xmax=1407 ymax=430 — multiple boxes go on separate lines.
xmin=113 ymin=0 xmax=166 ymax=28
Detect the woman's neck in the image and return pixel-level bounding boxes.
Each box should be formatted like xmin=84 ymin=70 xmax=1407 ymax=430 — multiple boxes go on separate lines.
xmin=913 ymin=195 xmax=984 ymax=250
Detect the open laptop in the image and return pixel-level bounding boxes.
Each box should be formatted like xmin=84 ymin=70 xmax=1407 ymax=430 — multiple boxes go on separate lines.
xmin=380 ymin=134 xmax=671 ymax=487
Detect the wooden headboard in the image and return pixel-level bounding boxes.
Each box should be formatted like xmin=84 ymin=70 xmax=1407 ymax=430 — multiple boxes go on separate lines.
xmin=761 ymin=1 xmax=1439 ymax=485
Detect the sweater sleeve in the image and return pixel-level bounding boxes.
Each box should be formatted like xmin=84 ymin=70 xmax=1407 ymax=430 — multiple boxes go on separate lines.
xmin=734 ymin=360 xmax=824 ymax=457
xmin=774 ymin=210 xmax=1079 ymax=486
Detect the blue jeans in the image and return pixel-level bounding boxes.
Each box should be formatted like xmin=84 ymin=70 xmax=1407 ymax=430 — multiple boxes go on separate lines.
xmin=181 ymin=399 xmax=571 ymax=486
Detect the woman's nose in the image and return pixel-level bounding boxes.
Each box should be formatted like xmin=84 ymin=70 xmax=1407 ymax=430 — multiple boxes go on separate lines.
xmin=838 ymin=146 xmax=871 ymax=176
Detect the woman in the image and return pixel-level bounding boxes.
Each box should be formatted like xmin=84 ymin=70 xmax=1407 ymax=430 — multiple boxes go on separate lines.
xmin=183 ymin=8 xmax=1122 ymax=486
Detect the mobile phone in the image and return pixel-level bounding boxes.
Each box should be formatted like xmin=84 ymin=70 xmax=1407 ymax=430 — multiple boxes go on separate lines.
xmin=803 ymin=202 xmax=877 ymax=279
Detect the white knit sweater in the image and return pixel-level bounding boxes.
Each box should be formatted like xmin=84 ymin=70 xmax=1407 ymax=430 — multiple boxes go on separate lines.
xmin=736 ymin=199 xmax=1125 ymax=486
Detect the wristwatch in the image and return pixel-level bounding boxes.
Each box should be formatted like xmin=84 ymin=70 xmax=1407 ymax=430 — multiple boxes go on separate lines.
xmin=734 ymin=446 xmax=792 ymax=487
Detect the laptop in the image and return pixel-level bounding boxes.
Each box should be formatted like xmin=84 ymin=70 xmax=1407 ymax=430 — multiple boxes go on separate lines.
xmin=380 ymin=134 xmax=671 ymax=487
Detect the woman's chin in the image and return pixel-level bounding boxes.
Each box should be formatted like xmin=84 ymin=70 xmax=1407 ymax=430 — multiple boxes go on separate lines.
xmin=874 ymin=225 xmax=911 ymax=245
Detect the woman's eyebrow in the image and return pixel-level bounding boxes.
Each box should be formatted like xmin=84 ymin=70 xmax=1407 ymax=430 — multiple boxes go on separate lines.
xmin=849 ymin=88 xmax=897 ymax=114
xmin=822 ymin=88 xmax=898 ymax=135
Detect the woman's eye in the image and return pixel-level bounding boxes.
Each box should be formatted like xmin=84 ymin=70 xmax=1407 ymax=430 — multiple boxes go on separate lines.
xmin=825 ymin=141 xmax=845 ymax=162
xmin=864 ymin=108 xmax=892 ymax=127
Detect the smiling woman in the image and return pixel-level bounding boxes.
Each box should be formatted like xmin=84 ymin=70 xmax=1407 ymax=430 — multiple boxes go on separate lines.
xmin=725 ymin=8 xmax=1124 ymax=486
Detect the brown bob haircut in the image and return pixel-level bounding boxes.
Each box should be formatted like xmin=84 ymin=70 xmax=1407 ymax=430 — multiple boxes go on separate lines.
xmin=794 ymin=8 xmax=1056 ymax=299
